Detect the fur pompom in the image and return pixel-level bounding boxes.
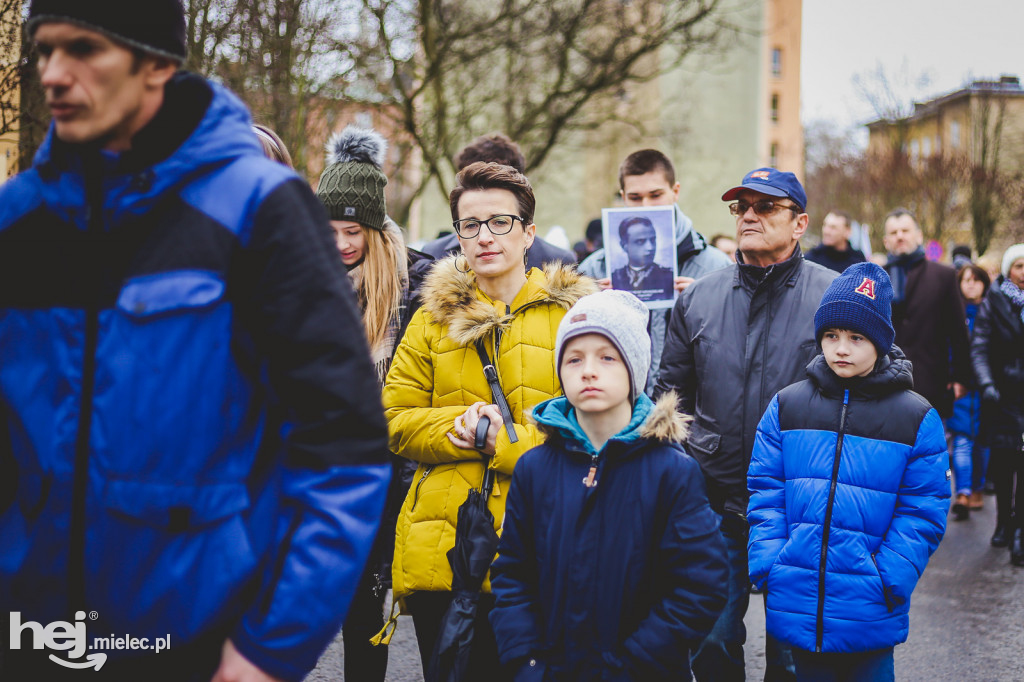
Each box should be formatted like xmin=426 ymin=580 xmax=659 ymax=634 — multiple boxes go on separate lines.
xmin=325 ymin=125 xmax=387 ymax=168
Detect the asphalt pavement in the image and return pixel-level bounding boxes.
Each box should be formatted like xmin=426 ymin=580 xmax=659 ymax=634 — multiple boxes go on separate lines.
xmin=308 ymin=489 xmax=1024 ymax=681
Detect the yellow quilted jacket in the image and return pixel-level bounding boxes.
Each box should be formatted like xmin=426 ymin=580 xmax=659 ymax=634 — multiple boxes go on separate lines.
xmin=383 ymin=255 xmax=597 ymax=599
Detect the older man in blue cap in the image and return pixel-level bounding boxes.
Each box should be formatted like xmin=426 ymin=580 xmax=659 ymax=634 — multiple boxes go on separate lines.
xmin=656 ymin=168 xmax=837 ymax=681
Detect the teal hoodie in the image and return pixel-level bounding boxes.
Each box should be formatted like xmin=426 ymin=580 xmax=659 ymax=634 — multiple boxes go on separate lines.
xmin=531 ymin=393 xmax=656 ymax=458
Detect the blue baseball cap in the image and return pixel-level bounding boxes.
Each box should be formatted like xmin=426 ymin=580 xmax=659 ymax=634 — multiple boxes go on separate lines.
xmin=721 ymin=167 xmax=807 ymax=211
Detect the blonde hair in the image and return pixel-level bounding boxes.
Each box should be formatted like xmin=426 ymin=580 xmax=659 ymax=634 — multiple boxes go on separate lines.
xmin=355 ymin=219 xmax=409 ymax=351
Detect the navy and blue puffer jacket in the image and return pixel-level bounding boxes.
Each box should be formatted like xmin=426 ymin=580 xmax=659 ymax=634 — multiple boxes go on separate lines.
xmin=0 ymin=73 xmax=389 ymax=680
xmin=747 ymin=348 xmax=949 ymax=654
xmin=490 ymin=393 xmax=727 ymax=681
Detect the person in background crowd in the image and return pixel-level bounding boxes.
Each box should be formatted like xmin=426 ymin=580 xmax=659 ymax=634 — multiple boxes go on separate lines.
xmin=952 ymin=244 xmax=974 ymax=270
xmin=420 ymin=133 xmax=576 ymax=269
xmin=490 ymin=290 xmax=728 ymax=681
xmin=971 ymin=244 xmax=1024 ymax=563
xmin=882 ymin=208 xmax=971 ymax=419
xmin=573 ymin=217 xmax=604 ymax=263
xmin=656 ymin=167 xmax=836 ymax=681
xmin=379 ymin=162 xmax=597 ymax=677
xmin=947 ymin=264 xmax=991 ymax=520
xmin=804 ymin=209 xmax=867 ymax=273
xmin=253 ymin=123 xmax=294 ymax=168
xmin=579 ymin=149 xmax=730 ymax=394
xmin=0 ymin=2 xmax=390 ymax=680
xmin=749 ymin=263 xmax=949 ymax=682
xmin=315 ymin=125 xmax=434 ymax=681
xmin=977 ymin=255 xmax=1002 ymax=286
xmin=710 ymin=234 xmax=738 ymax=262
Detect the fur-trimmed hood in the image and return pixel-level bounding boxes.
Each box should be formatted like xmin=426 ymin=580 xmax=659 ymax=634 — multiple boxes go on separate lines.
xmin=420 ymin=254 xmax=598 ymax=346
xmin=532 ymin=391 xmax=691 ymax=453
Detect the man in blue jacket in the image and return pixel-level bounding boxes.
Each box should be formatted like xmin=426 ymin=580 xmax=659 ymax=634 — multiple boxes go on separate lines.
xmin=0 ymin=2 xmax=390 ymax=680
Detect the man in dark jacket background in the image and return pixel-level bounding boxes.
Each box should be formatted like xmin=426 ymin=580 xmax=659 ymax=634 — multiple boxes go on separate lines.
xmin=883 ymin=208 xmax=971 ymax=417
xmin=804 ymin=209 xmax=866 ymax=273
xmin=0 ymin=3 xmax=390 ymax=680
xmin=656 ymin=168 xmax=836 ymax=681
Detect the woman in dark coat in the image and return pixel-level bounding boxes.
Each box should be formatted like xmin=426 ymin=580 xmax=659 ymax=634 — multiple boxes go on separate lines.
xmin=971 ymin=244 xmax=1024 ymax=564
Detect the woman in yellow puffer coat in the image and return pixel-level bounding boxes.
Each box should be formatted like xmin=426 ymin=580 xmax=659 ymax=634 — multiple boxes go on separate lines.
xmin=379 ymin=161 xmax=597 ymax=676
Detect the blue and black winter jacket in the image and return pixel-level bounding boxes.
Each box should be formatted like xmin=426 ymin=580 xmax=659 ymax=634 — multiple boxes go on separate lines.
xmin=748 ymin=349 xmax=949 ymax=654
xmin=490 ymin=393 xmax=727 ymax=681
xmin=0 ymin=73 xmax=390 ymax=680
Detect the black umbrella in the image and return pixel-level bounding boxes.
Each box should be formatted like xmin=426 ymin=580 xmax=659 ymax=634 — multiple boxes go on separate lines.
xmin=426 ymin=416 xmax=501 ymax=682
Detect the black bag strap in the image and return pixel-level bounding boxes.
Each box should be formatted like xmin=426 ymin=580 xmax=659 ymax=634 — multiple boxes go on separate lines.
xmin=474 ymin=339 xmax=519 ymax=444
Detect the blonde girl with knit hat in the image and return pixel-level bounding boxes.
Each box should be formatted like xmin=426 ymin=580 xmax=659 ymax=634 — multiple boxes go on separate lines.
xmin=315 ymin=125 xmax=433 ymax=680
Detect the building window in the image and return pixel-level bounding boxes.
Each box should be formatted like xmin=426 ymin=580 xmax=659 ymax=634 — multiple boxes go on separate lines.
xmin=770 ymin=142 xmax=779 ymax=168
xmin=950 ymin=121 xmax=961 ymax=148
xmin=922 ymin=136 xmax=931 ymax=157
xmin=771 ymin=48 xmax=782 ymax=78
xmin=909 ymin=139 xmax=920 ymax=164
xmin=770 ymin=94 xmax=779 ymax=123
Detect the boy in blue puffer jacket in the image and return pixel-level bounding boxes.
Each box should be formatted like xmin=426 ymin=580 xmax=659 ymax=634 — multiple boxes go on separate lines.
xmin=490 ymin=290 xmax=728 ymax=681
xmin=748 ymin=263 xmax=949 ymax=681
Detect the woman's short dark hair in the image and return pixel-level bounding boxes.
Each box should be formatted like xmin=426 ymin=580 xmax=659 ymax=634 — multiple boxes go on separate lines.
xmin=449 ymin=162 xmax=536 ymax=226
xmin=957 ymin=263 xmax=991 ymax=296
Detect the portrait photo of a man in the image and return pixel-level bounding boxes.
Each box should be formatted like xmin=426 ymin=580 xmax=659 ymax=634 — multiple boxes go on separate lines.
xmin=604 ymin=208 xmax=677 ymax=308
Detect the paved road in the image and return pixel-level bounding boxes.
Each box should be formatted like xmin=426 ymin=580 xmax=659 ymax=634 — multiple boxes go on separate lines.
xmin=309 ymin=491 xmax=1024 ymax=681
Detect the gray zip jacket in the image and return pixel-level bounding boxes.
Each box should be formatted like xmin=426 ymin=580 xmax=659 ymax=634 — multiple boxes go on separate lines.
xmin=654 ymin=246 xmax=836 ymax=515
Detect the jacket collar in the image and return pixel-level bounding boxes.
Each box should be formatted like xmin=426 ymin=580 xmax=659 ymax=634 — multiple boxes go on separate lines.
xmin=806 ymin=345 xmax=914 ymax=399
xmin=531 ymin=391 xmax=690 ymax=457
xmin=34 ymin=72 xmax=265 ymax=212
xmin=734 ymin=243 xmax=804 ymax=290
xmin=420 ymin=254 xmax=598 ymax=346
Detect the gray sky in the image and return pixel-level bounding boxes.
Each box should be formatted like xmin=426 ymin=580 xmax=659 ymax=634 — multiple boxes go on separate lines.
xmin=801 ymin=0 xmax=1024 ymax=132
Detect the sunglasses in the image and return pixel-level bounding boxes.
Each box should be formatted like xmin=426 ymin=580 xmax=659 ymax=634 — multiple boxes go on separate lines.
xmin=728 ymin=199 xmax=801 ymax=217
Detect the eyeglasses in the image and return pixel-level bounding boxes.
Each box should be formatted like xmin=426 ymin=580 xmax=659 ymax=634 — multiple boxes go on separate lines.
xmin=728 ymin=200 xmax=801 ymax=217
xmin=452 ymin=214 xmax=522 ymax=239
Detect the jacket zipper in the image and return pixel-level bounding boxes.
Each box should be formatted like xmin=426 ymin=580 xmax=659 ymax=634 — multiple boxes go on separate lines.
xmin=816 ymin=388 xmax=849 ymax=652
xmin=410 ymin=464 xmax=434 ymax=511
xmin=69 ymin=167 xmax=104 ymax=613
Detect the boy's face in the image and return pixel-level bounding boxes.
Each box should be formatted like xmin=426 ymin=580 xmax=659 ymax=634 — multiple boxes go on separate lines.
xmin=820 ymin=328 xmax=878 ymax=378
xmin=621 ymin=170 xmax=680 ymax=207
xmin=560 ymin=334 xmax=631 ymax=416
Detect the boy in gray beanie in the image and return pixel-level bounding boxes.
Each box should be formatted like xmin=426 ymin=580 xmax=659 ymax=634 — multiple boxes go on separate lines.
xmin=490 ymin=290 xmax=728 ymax=680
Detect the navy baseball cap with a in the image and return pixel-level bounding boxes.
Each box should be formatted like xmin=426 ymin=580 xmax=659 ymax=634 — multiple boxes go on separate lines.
xmin=721 ymin=167 xmax=807 ymax=212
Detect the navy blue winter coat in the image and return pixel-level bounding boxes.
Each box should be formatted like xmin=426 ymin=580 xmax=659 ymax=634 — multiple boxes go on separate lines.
xmin=748 ymin=349 xmax=949 ymax=654
xmin=0 ymin=73 xmax=389 ymax=680
xmin=490 ymin=393 xmax=727 ymax=681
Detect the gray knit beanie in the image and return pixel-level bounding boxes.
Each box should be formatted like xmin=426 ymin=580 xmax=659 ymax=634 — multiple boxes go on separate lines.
xmin=316 ymin=126 xmax=388 ymax=231
xmin=555 ymin=290 xmax=651 ymax=403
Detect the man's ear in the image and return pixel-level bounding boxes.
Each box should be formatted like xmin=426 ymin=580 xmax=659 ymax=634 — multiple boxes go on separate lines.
xmin=793 ymin=212 xmax=809 ymax=240
xmin=144 ymin=56 xmax=178 ymax=89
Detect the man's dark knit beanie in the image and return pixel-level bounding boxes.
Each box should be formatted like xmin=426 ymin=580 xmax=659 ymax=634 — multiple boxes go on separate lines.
xmin=28 ymin=0 xmax=187 ymax=64
xmin=814 ymin=262 xmax=896 ymax=354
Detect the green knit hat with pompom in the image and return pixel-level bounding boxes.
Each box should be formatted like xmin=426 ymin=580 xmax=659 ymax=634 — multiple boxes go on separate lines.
xmin=316 ymin=126 xmax=388 ymax=231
